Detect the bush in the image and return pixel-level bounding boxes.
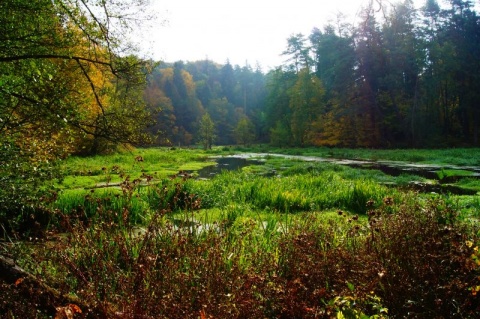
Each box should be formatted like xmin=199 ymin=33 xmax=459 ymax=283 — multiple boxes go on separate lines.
xmin=0 ymin=139 xmax=60 ymax=237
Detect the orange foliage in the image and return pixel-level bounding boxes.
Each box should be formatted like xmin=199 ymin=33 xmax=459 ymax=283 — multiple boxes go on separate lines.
xmin=54 ymin=304 xmax=82 ymax=319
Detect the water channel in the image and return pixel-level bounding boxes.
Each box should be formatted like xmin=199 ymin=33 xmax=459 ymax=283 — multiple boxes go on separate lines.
xmin=194 ymin=153 xmax=480 ymax=195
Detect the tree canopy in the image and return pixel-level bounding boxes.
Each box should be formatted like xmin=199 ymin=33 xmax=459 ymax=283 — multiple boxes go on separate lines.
xmin=0 ymin=0 xmax=154 ymax=230
xmin=3 ymin=0 xmax=480 ymax=204
xmin=1 ymin=0 xmax=155 ymax=156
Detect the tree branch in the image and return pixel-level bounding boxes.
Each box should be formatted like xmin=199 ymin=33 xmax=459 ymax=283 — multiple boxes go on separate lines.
xmin=0 ymin=254 xmax=109 ymax=317
xmin=75 ymin=59 xmax=107 ymax=117
xmin=0 ymin=54 xmax=111 ymax=67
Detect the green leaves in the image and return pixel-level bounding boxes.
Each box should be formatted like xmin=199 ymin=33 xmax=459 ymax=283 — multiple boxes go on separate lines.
xmin=199 ymin=113 xmax=216 ymax=150
xmin=0 ymin=0 xmax=154 ymax=234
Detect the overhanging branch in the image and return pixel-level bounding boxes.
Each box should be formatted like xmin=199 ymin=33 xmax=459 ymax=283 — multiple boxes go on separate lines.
xmin=0 ymin=54 xmax=112 ymax=67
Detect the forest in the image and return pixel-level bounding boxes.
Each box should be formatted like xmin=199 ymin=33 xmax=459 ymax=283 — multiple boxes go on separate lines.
xmin=145 ymin=0 xmax=480 ymax=149
xmin=3 ymin=0 xmax=480 ymax=160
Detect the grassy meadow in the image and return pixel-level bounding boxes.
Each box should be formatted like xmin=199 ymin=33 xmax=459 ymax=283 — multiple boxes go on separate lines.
xmin=3 ymin=146 xmax=480 ymax=318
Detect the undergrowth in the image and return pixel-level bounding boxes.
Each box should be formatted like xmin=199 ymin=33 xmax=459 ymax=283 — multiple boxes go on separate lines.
xmin=3 ymin=174 xmax=479 ymax=318
xmin=2 ymin=148 xmax=480 ymax=318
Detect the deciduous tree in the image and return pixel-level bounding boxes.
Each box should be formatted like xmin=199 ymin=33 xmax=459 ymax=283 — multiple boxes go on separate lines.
xmin=198 ymin=113 xmax=216 ymax=149
xmin=0 ymin=0 xmax=154 ymax=233
xmin=234 ymin=116 xmax=255 ymax=146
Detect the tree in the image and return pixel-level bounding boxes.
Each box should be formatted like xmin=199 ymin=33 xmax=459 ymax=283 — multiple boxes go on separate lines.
xmin=144 ymin=67 xmax=177 ymax=145
xmin=380 ymin=0 xmax=421 ymax=145
xmin=443 ymin=0 xmax=480 ymax=144
xmin=282 ymin=33 xmax=312 ymax=73
xmin=352 ymin=1 xmax=387 ymax=146
xmin=198 ymin=113 xmax=216 ymax=149
xmin=206 ymin=97 xmax=236 ymax=145
xmin=234 ymin=116 xmax=255 ymax=146
xmin=155 ymin=63 xmax=204 ymax=146
xmin=220 ymin=61 xmax=237 ymax=102
xmin=270 ymin=120 xmax=292 ymax=147
xmin=264 ymin=68 xmax=295 ymax=145
xmin=233 ymin=63 xmax=268 ymax=141
xmin=309 ymin=25 xmax=357 ymax=147
xmin=415 ymin=0 xmax=480 ymax=145
xmin=288 ymin=69 xmax=325 ymax=146
xmin=0 ymin=0 xmax=154 ymax=153
xmin=0 ymin=0 xmax=153 ymax=233
xmin=310 ymin=26 xmax=355 ymax=97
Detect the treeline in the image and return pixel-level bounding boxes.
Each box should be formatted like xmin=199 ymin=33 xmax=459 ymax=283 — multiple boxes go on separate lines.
xmin=148 ymin=0 xmax=480 ymax=148
xmin=3 ymin=0 xmax=480 ymax=156
xmin=144 ymin=60 xmax=266 ymax=146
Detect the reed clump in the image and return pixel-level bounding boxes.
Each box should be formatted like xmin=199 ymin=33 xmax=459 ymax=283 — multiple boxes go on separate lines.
xmin=189 ymin=168 xmax=398 ymax=215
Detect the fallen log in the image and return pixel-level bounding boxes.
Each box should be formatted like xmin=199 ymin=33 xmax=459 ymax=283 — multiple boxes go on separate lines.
xmin=0 ymin=254 xmax=107 ymax=318
xmin=0 ymin=254 xmax=28 ymax=283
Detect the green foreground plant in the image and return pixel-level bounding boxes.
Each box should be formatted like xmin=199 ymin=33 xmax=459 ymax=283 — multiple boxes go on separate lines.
xmin=2 ymin=148 xmax=480 ymax=318
xmin=3 ymin=173 xmax=479 ymax=318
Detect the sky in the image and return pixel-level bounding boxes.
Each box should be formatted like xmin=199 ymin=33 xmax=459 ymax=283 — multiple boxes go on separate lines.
xmin=137 ymin=0 xmax=438 ymax=70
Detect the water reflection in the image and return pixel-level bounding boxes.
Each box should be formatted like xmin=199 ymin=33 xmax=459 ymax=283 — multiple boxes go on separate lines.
xmin=194 ymin=153 xmax=479 ymax=195
xmin=196 ymin=157 xmax=265 ymax=178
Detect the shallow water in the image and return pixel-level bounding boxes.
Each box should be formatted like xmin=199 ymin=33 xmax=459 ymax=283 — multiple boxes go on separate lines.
xmin=195 ymin=157 xmax=265 ymax=178
xmin=198 ymin=153 xmax=480 ymax=195
xmin=216 ymin=153 xmax=480 ymax=178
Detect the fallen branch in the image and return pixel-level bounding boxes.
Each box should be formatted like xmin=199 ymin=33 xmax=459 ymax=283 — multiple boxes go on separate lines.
xmin=0 ymin=254 xmax=106 ymax=318
xmin=0 ymin=254 xmax=28 ymax=283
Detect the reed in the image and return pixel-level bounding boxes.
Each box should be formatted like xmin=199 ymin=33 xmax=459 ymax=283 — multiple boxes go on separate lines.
xmin=189 ymin=167 xmax=397 ymax=215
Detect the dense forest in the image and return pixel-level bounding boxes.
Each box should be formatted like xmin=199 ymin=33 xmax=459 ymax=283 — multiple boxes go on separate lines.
xmin=2 ymin=0 xmax=480 ymax=211
xmin=3 ymin=0 xmax=480 ymax=158
xmin=145 ymin=0 xmax=480 ymax=148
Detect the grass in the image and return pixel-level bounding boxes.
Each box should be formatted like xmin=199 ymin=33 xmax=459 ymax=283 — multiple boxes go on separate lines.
xmin=188 ymin=168 xmax=398 ymax=215
xmin=50 ymin=146 xmax=478 ymax=226
xmin=3 ymin=146 xmax=480 ymax=318
xmin=238 ymin=145 xmax=480 ymax=166
xmin=457 ymin=177 xmax=480 ymax=192
xmin=55 ymin=147 xmax=219 ymax=190
xmin=437 ymin=168 xmax=475 ymax=180
xmin=10 ymin=194 xmax=478 ymax=318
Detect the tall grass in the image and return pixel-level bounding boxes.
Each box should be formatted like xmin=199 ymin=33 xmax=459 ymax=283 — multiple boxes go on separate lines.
xmin=189 ymin=165 xmax=398 ymax=215
xmin=14 ymin=190 xmax=478 ymax=318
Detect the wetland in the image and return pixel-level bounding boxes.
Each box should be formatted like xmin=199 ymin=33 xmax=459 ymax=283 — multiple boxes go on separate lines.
xmin=2 ymin=146 xmax=480 ymax=318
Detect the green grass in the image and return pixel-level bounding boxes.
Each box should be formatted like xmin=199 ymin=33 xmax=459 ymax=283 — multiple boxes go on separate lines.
xmin=240 ymin=145 xmax=480 ymax=166
xmin=457 ymin=177 xmax=480 ymax=192
xmin=39 ymin=147 xmax=479 ymax=251
xmin=51 ymin=147 xmax=479 ymax=225
xmin=8 ymin=146 xmax=480 ymax=318
xmin=55 ymin=147 xmax=220 ymax=190
xmin=185 ymin=162 xmax=399 ymax=216
xmin=437 ymin=168 xmax=474 ymax=179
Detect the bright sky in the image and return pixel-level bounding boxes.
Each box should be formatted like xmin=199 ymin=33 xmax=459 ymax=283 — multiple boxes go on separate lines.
xmin=140 ymin=0 xmax=429 ymax=70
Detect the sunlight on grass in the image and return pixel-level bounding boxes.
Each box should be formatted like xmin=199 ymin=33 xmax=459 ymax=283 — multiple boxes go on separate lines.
xmin=8 ymin=146 xmax=480 ymax=318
